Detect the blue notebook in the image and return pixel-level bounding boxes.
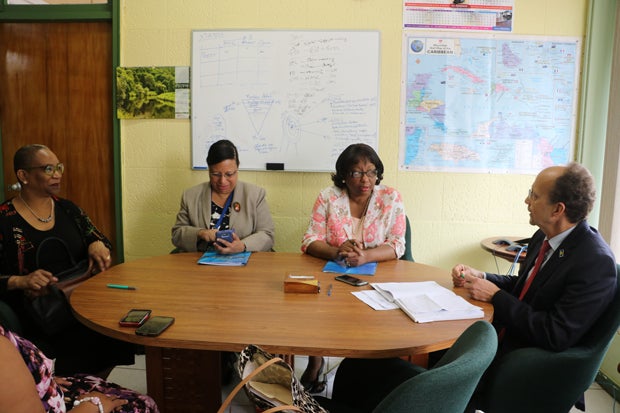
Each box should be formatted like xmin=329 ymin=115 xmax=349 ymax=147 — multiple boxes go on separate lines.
xmin=197 ymin=251 xmax=252 ymax=266
xmin=322 ymin=260 xmax=377 ymax=276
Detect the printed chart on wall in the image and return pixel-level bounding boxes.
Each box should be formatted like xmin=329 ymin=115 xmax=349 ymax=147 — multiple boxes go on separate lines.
xmin=191 ymin=30 xmax=380 ymax=171
xmin=399 ymin=33 xmax=580 ymax=174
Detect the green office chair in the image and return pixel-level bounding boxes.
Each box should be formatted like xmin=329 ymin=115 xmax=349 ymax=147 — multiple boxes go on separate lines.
xmin=316 ymin=320 xmax=497 ymax=413
xmin=480 ymin=264 xmax=620 ymax=413
xmin=399 ymin=215 xmax=414 ymax=262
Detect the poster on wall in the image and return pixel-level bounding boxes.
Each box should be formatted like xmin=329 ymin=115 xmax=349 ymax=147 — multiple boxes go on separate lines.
xmin=403 ymin=1 xmax=514 ymax=32
xmin=399 ymin=32 xmax=581 ymax=174
xmin=116 ymin=66 xmax=190 ymax=119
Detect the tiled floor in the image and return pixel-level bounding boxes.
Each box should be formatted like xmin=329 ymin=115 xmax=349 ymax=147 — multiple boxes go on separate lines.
xmin=109 ymin=355 xmax=620 ymax=412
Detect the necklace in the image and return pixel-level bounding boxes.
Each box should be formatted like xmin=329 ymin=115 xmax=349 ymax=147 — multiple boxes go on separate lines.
xmin=351 ymin=192 xmax=373 ymax=242
xmin=19 ymin=193 xmax=54 ymax=223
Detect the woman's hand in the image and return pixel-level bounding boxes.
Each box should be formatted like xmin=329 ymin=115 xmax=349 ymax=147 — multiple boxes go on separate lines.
xmin=11 ymin=270 xmax=57 ymax=294
xmin=213 ymin=232 xmax=246 ymax=254
xmin=338 ymin=240 xmax=366 ymax=267
xmin=88 ymin=241 xmax=112 ymax=272
xmin=197 ymin=228 xmax=217 ymax=243
xmin=71 ymin=391 xmax=128 ymax=413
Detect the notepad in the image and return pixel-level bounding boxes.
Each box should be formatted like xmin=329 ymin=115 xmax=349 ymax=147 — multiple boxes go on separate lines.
xmin=197 ymin=251 xmax=251 ymax=266
xmin=322 ymin=260 xmax=377 ymax=276
xmin=366 ymin=281 xmax=484 ymax=323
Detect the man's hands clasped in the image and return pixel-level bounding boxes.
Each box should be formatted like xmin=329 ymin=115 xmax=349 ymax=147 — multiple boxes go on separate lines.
xmin=451 ymin=264 xmax=500 ymax=302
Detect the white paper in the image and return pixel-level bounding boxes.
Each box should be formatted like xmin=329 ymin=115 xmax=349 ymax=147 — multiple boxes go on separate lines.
xmin=360 ymin=281 xmax=484 ymax=323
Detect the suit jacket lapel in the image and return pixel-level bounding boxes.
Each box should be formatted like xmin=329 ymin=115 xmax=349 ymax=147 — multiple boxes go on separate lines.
xmin=517 ymin=221 xmax=588 ymax=300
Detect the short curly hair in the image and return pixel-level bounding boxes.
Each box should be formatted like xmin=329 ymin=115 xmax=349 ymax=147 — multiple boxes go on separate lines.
xmin=549 ymin=162 xmax=595 ymax=223
xmin=331 ymin=143 xmax=383 ymax=189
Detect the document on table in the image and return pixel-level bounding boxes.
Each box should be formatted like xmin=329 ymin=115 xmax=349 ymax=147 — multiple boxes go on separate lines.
xmin=352 ymin=281 xmax=484 ymax=323
xmin=322 ymin=259 xmax=377 ymax=275
xmin=197 ymin=251 xmax=252 ymax=266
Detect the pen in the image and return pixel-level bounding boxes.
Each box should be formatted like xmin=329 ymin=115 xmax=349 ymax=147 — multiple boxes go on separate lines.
xmin=327 ymin=284 xmax=333 ymax=296
xmin=107 ymin=284 xmax=137 ymax=290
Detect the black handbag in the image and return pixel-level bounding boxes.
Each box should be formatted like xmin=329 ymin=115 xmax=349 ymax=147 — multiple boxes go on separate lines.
xmin=24 ymin=237 xmax=93 ymax=335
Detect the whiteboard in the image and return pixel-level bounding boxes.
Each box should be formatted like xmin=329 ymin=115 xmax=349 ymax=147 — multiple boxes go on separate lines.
xmin=191 ymin=30 xmax=380 ymax=171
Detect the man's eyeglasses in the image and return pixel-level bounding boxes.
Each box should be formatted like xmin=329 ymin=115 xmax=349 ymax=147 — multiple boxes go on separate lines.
xmin=527 ymin=188 xmax=539 ymax=201
xmin=25 ymin=163 xmax=65 ymax=176
xmin=209 ymin=170 xmax=238 ymax=179
xmin=349 ymin=169 xmax=378 ymax=179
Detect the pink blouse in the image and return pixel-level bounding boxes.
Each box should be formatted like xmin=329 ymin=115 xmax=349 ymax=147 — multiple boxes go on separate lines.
xmin=301 ymin=185 xmax=407 ymax=258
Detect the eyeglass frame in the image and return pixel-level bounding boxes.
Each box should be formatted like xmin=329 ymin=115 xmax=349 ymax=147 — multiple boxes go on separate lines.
xmin=209 ymin=170 xmax=238 ymax=179
xmin=349 ymin=169 xmax=378 ymax=179
xmin=23 ymin=163 xmax=65 ymax=176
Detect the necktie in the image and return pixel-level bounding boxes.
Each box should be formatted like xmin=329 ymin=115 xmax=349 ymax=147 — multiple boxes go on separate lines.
xmin=518 ymin=239 xmax=551 ymax=300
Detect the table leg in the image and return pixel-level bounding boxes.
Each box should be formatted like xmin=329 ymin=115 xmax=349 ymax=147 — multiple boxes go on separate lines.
xmin=145 ymin=347 xmax=222 ymax=413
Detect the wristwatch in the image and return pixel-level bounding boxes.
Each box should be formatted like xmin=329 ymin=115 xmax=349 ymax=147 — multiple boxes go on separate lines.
xmin=73 ymin=396 xmax=104 ymax=413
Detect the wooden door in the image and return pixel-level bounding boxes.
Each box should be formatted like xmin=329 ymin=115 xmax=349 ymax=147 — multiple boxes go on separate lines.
xmin=0 ymin=22 xmax=116 ymax=255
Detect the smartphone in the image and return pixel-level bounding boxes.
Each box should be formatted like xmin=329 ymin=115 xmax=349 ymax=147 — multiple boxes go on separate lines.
xmin=119 ymin=309 xmax=151 ymax=327
xmin=216 ymin=229 xmax=235 ymax=246
xmin=334 ymin=274 xmax=368 ymax=286
xmin=135 ymin=316 xmax=175 ymax=336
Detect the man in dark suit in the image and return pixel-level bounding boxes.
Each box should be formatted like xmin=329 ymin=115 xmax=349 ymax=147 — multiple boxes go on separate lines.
xmin=454 ymin=162 xmax=616 ymax=353
xmin=453 ymin=162 xmax=616 ymax=410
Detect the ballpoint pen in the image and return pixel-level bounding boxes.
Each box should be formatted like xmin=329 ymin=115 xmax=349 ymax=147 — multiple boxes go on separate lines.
xmin=107 ymin=284 xmax=137 ymax=290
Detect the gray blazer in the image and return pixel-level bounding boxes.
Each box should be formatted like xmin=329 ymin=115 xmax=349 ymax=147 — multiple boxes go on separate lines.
xmin=171 ymin=181 xmax=275 ymax=252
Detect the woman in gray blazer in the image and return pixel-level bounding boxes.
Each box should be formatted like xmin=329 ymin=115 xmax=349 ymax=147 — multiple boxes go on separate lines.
xmin=171 ymin=139 xmax=275 ymax=253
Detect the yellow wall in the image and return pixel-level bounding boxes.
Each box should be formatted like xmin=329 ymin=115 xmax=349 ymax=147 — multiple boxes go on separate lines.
xmin=119 ymin=0 xmax=588 ymax=276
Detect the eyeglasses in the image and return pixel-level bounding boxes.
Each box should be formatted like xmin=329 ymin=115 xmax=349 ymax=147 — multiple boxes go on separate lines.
xmin=209 ymin=170 xmax=238 ymax=179
xmin=25 ymin=163 xmax=65 ymax=176
xmin=527 ymin=188 xmax=539 ymax=201
xmin=349 ymin=169 xmax=378 ymax=179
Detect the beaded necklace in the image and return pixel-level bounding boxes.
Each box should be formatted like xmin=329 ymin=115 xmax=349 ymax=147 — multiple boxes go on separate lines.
xmin=19 ymin=193 xmax=54 ymax=223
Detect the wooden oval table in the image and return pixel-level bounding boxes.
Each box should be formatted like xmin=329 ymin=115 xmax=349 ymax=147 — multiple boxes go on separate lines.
xmin=71 ymin=252 xmax=493 ymax=413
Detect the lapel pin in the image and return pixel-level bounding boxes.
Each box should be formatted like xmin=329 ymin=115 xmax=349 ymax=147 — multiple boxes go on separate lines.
xmin=233 ymin=202 xmax=241 ymax=212
xmin=559 ymin=249 xmax=565 ymax=258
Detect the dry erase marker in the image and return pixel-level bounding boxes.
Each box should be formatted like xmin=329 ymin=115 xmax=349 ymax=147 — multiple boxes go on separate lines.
xmin=107 ymin=284 xmax=137 ymax=290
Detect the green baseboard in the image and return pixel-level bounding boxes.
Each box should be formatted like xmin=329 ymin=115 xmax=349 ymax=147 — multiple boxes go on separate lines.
xmin=596 ymin=371 xmax=620 ymax=402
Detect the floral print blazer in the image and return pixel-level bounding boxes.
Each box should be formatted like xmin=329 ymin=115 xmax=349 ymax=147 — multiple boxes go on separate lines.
xmin=301 ymin=185 xmax=406 ymax=258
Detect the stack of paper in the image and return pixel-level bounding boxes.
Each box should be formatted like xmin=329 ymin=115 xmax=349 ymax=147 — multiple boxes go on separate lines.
xmin=354 ymin=281 xmax=483 ymax=323
xmin=197 ymin=251 xmax=251 ymax=266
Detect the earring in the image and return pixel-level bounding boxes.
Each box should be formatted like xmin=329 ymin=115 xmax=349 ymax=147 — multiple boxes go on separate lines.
xmin=342 ymin=180 xmax=345 ymax=183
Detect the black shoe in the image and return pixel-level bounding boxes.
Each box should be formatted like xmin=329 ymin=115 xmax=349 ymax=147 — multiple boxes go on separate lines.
xmin=301 ymin=357 xmax=326 ymax=393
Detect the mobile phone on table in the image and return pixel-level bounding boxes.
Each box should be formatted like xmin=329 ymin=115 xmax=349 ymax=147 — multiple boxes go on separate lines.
xmin=215 ymin=229 xmax=235 ymax=246
xmin=334 ymin=274 xmax=368 ymax=286
xmin=135 ymin=316 xmax=175 ymax=336
xmin=119 ymin=309 xmax=151 ymax=327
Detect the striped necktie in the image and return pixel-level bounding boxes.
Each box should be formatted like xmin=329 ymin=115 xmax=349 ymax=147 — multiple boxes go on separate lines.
xmin=519 ymin=239 xmax=551 ymax=300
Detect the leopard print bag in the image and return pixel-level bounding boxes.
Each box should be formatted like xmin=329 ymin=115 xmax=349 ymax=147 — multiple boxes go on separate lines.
xmin=230 ymin=344 xmax=329 ymax=413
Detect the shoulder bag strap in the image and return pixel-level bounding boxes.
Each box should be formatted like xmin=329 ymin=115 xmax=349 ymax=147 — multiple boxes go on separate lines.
xmin=217 ymin=356 xmax=302 ymax=413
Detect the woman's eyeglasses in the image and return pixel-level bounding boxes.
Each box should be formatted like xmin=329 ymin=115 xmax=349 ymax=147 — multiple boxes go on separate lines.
xmin=209 ymin=170 xmax=238 ymax=179
xmin=25 ymin=163 xmax=65 ymax=176
xmin=349 ymin=169 xmax=378 ymax=179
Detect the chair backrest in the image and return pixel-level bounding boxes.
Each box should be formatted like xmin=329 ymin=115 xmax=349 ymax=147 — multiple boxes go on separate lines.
xmin=399 ymin=215 xmax=414 ymax=262
xmin=373 ymin=320 xmax=497 ymax=413
xmin=482 ymin=264 xmax=620 ymax=413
